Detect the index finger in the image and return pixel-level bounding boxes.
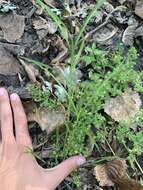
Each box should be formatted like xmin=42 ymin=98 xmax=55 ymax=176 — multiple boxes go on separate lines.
xmin=0 ymin=88 xmax=14 ymax=142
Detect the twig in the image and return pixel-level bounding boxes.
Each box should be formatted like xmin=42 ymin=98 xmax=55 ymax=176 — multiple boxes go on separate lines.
xmin=83 ymin=6 xmax=126 ymax=41
xmin=81 ymin=156 xmax=118 ymax=168
xmin=34 ymin=138 xmax=49 ymax=149
xmin=134 ymin=158 xmax=143 ymax=175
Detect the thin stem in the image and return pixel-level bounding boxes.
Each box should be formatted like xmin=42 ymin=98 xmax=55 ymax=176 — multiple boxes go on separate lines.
xmin=106 ymin=140 xmax=116 ymax=156
xmin=134 ymin=158 xmax=143 ymax=175
xmin=75 ymin=0 xmax=105 ymax=47
xmin=82 ymin=156 xmax=118 ymax=167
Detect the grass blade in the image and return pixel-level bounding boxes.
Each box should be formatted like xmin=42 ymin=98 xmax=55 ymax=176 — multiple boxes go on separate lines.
xmin=36 ymin=0 xmax=69 ymax=45
xmin=75 ymin=0 xmax=106 ymax=47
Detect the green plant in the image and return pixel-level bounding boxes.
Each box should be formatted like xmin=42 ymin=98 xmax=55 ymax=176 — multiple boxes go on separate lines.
xmin=58 ymin=45 xmax=143 ymax=158
xmin=28 ymin=84 xmax=59 ymax=110
xmin=29 ymin=44 xmax=143 ymax=171
xmin=36 ymin=0 xmax=105 ymax=67
xmin=28 ymin=44 xmax=143 ymax=187
xmin=116 ymin=111 xmax=143 ymax=172
xmin=36 ymin=0 xmax=69 ymax=44
xmin=34 ymin=0 xmax=143 ymax=179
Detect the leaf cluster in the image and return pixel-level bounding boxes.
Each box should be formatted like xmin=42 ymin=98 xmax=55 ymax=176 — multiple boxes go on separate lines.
xmin=53 ymin=44 xmax=143 ymax=160
xmin=29 ymin=84 xmax=59 ymax=110
xmin=29 ymin=44 xmax=143 ymax=173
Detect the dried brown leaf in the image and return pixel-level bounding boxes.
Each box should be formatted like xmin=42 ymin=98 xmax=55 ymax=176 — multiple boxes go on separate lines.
xmin=104 ymin=89 xmax=141 ymax=122
xmin=135 ymin=25 xmax=143 ymax=37
xmin=94 ymin=159 xmax=127 ymax=187
xmin=33 ymin=17 xmax=57 ymax=39
xmin=19 ymin=59 xmax=39 ymax=83
xmin=51 ymin=36 xmax=68 ymax=64
xmin=95 ymin=164 xmax=114 ymax=187
xmin=122 ymin=24 xmax=137 ymax=46
xmin=94 ymin=159 xmax=143 ymax=190
xmin=24 ymin=102 xmax=65 ymax=134
xmin=135 ymin=0 xmax=143 ymax=19
xmin=0 ymin=12 xmax=25 ymax=43
xmin=93 ymin=24 xmax=118 ymax=44
xmin=0 ymin=47 xmax=21 ymax=75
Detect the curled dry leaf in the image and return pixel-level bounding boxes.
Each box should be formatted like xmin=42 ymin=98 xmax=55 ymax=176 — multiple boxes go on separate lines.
xmin=19 ymin=59 xmax=39 ymax=83
xmin=94 ymin=159 xmax=127 ymax=187
xmin=0 ymin=46 xmax=21 ymax=75
xmin=51 ymin=36 xmax=68 ymax=64
xmin=94 ymin=159 xmax=143 ymax=190
xmin=122 ymin=16 xmax=138 ymax=46
xmin=93 ymin=23 xmax=118 ymax=44
xmin=0 ymin=12 xmax=25 ymax=43
xmin=135 ymin=0 xmax=143 ymax=19
xmin=94 ymin=161 xmax=115 ymax=187
xmin=122 ymin=24 xmax=138 ymax=46
xmin=135 ymin=25 xmax=143 ymax=37
xmin=23 ymin=101 xmax=65 ymax=135
xmin=33 ymin=16 xmax=57 ymax=39
xmin=104 ymin=89 xmax=142 ymax=122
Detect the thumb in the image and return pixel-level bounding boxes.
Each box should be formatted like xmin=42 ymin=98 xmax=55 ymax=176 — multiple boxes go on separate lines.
xmin=46 ymin=156 xmax=86 ymax=188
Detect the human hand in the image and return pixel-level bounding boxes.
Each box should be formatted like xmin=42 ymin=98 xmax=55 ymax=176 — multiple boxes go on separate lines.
xmin=0 ymin=88 xmax=86 ymax=190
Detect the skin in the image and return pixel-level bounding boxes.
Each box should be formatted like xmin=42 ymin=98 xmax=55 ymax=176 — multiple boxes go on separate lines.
xmin=0 ymin=88 xmax=86 ymax=190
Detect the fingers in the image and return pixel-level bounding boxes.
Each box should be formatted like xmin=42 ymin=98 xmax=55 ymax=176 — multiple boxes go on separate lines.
xmin=0 ymin=88 xmax=14 ymax=142
xmin=0 ymin=126 xmax=2 ymax=142
xmin=45 ymin=156 xmax=86 ymax=189
xmin=10 ymin=93 xmax=32 ymax=148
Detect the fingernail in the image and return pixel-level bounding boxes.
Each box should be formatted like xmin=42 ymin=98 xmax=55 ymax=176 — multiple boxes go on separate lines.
xmin=10 ymin=93 xmax=18 ymax=101
xmin=0 ymin=88 xmax=5 ymax=96
xmin=76 ymin=156 xmax=86 ymax=166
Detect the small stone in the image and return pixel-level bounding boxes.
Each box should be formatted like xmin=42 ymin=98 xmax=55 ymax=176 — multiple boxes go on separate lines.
xmin=135 ymin=0 xmax=143 ymax=19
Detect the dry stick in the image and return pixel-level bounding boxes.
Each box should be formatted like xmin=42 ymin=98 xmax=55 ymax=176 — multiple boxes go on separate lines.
xmin=34 ymin=139 xmax=49 ymax=149
xmin=83 ymin=6 xmax=126 ymax=41
xmin=43 ymin=0 xmax=56 ymax=8
xmin=84 ymin=16 xmax=111 ymax=41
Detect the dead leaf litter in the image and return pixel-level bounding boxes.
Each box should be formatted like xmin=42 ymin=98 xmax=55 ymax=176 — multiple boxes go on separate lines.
xmin=104 ymin=89 xmax=142 ymax=122
xmin=0 ymin=11 xmax=25 ymax=43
